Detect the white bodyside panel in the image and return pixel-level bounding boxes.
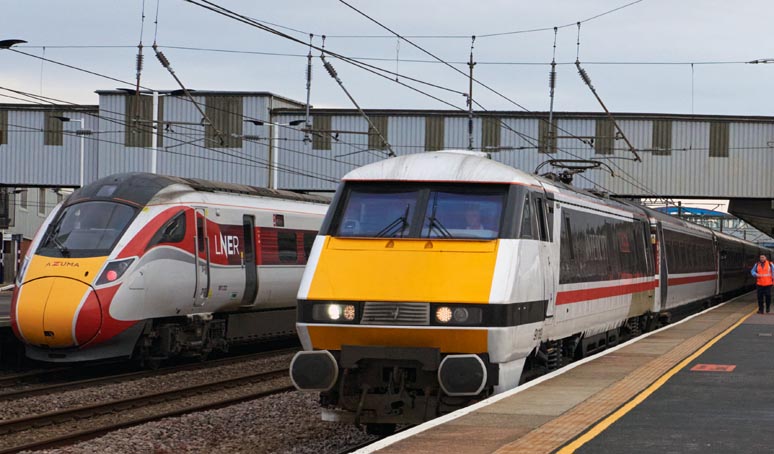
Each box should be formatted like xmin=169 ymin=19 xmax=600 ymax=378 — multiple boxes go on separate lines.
xmin=664 ymin=275 xmax=717 ymax=310
xmin=256 ymin=265 xmax=305 ymax=308
xmin=487 ymin=323 xmax=543 ymax=363
xmin=488 ymin=240 xmax=544 ymax=305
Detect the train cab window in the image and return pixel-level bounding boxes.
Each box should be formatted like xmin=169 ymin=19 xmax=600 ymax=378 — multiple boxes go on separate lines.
xmin=534 ymin=196 xmax=549 ymax=242
xmin=37 ymin=201 xmax=137 ymax=258
xmin=519 ymin=194 xmax=533 ymax=239
xmin=332 ymin=183 xmax=507 ymax=239
xmin=278 ymin=231 xmax=298 ymax=263
xmin=336 ymin=188 xmax=420 ymax=238
xmin=421 ymin=190 xmax=503 ymax=239
xmin=147 ymin=211 xmax=186 ymax=249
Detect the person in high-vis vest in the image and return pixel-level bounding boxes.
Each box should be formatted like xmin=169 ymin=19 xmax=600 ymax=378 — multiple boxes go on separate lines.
xmin=751 ymin=254 xmax=774 ymax=313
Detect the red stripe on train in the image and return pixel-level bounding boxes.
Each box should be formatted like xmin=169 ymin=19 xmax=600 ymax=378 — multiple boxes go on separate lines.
xmin=667 ymin=274 xmax=717 ymax=286
xmin=556 ymin=280 xmax=658 ymax=306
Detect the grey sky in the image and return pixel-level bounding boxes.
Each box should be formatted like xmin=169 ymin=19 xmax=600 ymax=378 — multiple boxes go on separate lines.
xmin=2 ymin=0 xmax=774 ymax=116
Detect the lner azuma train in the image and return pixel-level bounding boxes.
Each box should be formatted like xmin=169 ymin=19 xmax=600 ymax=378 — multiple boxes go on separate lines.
xmin=11 ymin=173 xmax=328 ymax=363
xmin=289 ymin=150 xmax=766 ymax=433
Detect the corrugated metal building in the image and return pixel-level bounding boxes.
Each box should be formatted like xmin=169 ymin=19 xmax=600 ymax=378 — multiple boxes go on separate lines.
xmin=271 ymin=109 xmax=774 ymax=198
xmin=4 ymin=93 xmax=772 ymax=198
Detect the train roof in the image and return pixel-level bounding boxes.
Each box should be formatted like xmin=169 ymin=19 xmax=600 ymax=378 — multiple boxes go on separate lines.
xmin=67 ymin=173 xmax=330 ymax=207
xmin=341 ymin=150 xmax=542 ymax=187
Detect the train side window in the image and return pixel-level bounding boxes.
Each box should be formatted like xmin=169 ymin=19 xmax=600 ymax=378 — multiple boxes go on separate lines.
xmin=519 ymin=195 xmax=533 ymax=239
xmin=197 ymin=217 xmax=206 ymax=252
xmin=278 ymin=231 xmax=298 ymax=263
xmin=146 ymin=211 xmax=186 ymax=250
xmin=534 ymin=197 xmax=548 ymax=242
xmin=564 ymin=216 xmax=574 ymax=259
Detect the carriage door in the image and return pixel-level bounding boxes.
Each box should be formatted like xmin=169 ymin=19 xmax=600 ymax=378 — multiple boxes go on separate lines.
xmin=240 ymin=215 xmax=258 ymax=306
xmin=193 ymin=208 xmax=211 ymax=307
xmin=657 ymin=223 xmax=668 ymax=308
xmin=534 ymin=194 xmax=555 ymax=318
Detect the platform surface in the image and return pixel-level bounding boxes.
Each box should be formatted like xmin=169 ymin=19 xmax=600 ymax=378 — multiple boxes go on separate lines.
xmin=372 ymin=293 xmax=762 ymax=454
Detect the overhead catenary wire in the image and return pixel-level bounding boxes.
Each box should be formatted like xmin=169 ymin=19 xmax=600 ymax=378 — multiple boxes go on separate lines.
xmin=4 ymin=5 xmax=672 ymax=200
xmin=12 ymin=44 xmax=757 ymax=67
xmin=3 ymin=48 xmax=377 ymax=162
xmin=320 ymin=53 xmax=395 ymax=158
xmin=179 ymin=0 xmax=641 ymax=197
xmin=573 ymin=22 xmax=641 ymax=161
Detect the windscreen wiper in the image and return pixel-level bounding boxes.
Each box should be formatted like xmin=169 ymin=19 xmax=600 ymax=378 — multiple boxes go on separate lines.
xmin=51 ymin=235 xmax=70 ymax=257
xmin=426 ymin=215 xmax=452 ymax=238
xmin=375 ymin=204 xmax=410 ymax=238
xmin=426 ymin=193 xmax=452 ymax=238
xmin=46 ymin=224 xmax=70 ymax=257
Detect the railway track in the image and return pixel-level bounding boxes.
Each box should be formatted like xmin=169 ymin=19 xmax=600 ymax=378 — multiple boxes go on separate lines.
xmin=0 ymin=347 xmax=298 ymax=402
xmin=0 ymin=366 xmax=295 ymax=453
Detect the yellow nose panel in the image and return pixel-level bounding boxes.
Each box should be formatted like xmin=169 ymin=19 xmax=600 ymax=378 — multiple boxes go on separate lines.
xmin=17 ymin=277 xmax=93 ymax=347
xmin=23 ymin=256 xmax=106 ymax=283
xmin=308 ymin=237 xmax=499 ymax=303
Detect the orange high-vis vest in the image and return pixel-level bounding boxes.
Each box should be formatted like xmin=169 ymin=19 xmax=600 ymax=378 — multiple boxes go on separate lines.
xmin=756 ymin=261 xmax=774 ymax=287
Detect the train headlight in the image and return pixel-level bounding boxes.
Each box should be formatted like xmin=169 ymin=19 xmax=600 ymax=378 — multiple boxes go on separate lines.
xmin=434 ymin=305 xmax=483 ymax=326
xmin=95 ymin=258 xmax=135 ymax=286
xmin=313 ymin=303 xmax=357 ymax=322
xmin=327 ymin=304 xmax=342 ymax=320
xmin=436 ymin=306 xmax=453 ymax=323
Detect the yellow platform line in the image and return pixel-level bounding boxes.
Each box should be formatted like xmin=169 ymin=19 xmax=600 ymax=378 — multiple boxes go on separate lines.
xmin=557 ymin=308 xmax=756 ymax=454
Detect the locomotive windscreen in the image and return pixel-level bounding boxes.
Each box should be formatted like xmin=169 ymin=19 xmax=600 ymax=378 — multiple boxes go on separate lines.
xmin=331 ymin=182 xmax=507 ymax=239
xmin=37 ymin=201 xmax=137 ymax=258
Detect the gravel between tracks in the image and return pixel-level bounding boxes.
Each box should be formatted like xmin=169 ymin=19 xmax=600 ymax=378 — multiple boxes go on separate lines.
xmin=24 ymin=392 xmax=377 ymax=454
xmin=0 ymin=355 xmax=292 ymax=421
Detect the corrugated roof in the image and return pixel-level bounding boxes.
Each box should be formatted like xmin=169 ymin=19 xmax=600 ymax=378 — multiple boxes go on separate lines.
xmin=273 ymin=108 xmax=774 ymax=124
xmin=95 ymin=90 xmax=305 ymax=107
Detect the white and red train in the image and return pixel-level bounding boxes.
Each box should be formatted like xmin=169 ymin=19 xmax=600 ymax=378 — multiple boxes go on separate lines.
xmin=11 ymin=173 xmax=328 ymax=363
xmin=289 ymin=150 xmax=765 ymax=433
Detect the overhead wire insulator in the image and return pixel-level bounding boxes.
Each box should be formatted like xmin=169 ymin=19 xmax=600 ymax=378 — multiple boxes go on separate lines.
xmin=549 ymin=70 xmax=557 ymax=90
xmin=155 ymin=51 xmax=171 ymax=68
xmin=136 ymin=51 xmax=144 ymax=73
xmin=323 ymin=60 xmax=338 ymax=79
xmin=577 ymin=66 xmax=592 ymax=87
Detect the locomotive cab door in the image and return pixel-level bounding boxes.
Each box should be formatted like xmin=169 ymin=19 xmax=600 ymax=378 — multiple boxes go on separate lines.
xmin=240 ymin=215 xmax=258 ymax=306
xmin=534 ymin=194 xmax=555 ymax=318
xmin=193 ymin=208 xmax=211 ymax=307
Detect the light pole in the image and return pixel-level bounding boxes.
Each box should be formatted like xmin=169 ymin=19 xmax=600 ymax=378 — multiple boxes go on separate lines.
xmin=244 ymin=119 xmax=304 ymax=190
xmin=53 ymin=116 xmax=92 ymax=187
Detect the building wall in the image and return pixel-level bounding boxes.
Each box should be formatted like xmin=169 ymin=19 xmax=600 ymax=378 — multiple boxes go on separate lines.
xmin=272 ymin=111 xmax=774 ymax=198
xmin=0 ymin=105 xmax=98 ymax=187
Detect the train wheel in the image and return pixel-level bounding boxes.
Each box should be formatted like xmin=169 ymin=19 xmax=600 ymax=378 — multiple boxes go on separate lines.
xmin=365 ymin=423 xmax=397 ymax=436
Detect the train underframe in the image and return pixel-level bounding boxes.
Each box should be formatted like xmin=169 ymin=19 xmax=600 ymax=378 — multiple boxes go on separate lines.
xmin=25 ymin=307 xmax=297 ymax=364
xmin=317 ymin=296 xmax=736 ymax=435
xmin=133 ymin=307 xmax=297 ymax=365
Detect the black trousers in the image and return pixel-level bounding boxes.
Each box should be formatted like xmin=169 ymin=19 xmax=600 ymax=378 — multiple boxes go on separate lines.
xmin=757 ymin=285 xmax=772 ymax=313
